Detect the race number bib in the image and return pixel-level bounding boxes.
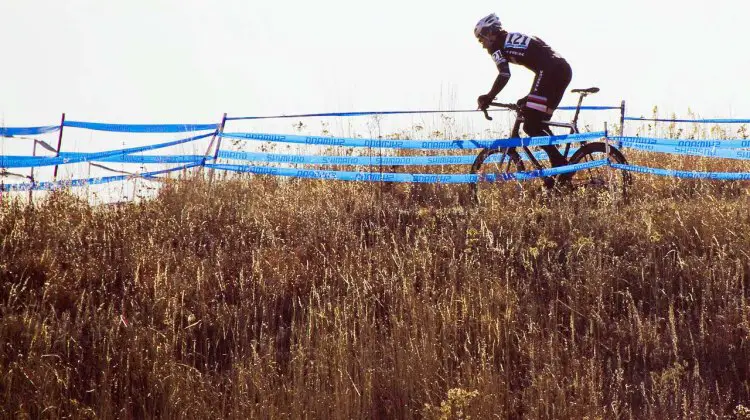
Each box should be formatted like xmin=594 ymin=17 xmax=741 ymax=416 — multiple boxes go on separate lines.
xmin=491 ymin=51 xmax=507 ymax=66
xmin=504 ymin=32 xmax=531 ymax=49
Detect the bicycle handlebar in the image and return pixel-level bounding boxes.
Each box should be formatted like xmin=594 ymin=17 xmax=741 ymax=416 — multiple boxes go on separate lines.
xmin=482 ymin=102 xmax=521 ymax=121
xmin=481 ymin=87 xmax=598 ymax=121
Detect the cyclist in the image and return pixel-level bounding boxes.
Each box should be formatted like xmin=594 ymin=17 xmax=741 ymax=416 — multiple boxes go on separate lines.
xmin=474 ymin=13 xmax=573 ymax=172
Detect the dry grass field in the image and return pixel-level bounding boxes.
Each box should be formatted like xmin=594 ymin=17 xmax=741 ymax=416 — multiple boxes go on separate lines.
xmin=2 ymin=120 xmax=750 ymax=418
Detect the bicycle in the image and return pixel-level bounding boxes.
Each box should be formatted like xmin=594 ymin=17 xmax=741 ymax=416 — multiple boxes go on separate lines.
xmin=470 ymin=87 xmax=632 ymax=204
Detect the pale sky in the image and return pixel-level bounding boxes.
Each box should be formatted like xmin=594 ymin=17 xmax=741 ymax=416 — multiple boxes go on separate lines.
xmin=1 ymin=0 xmax=749 ymax=126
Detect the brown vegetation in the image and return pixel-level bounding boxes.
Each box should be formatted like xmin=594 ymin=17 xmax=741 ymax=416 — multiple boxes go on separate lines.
xmin=2 ymin=139 xmax=750 ymax=418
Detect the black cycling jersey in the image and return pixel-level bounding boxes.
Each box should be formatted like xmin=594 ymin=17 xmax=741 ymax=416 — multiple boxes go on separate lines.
xmin=488 ymin=31 xmax=566 ymax=77
xmin=479 ymin=28 xmax=573 ymax=172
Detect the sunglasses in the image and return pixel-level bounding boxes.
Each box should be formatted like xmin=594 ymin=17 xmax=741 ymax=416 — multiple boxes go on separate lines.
xmin=477 ymin=28 xmax=496 ymax=42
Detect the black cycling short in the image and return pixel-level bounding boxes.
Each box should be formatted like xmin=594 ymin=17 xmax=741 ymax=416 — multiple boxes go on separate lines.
xmin=523 ymin=60 xmax=573 ymax=116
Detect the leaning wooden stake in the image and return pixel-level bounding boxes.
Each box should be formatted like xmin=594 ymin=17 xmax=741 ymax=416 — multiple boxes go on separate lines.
xmin=52 ymin=113 xmax=66 ymax=181
xmin=28 ymin=139 xmax=38 ymax=203
xmin=208 ymin=113 xmax=228 ymax=185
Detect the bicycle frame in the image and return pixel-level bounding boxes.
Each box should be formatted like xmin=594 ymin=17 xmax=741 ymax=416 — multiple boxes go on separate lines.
xmin=481 ymin=88 xmax=598 ymax=172
xmin=471 ymin=87 xmax=632 ymax=203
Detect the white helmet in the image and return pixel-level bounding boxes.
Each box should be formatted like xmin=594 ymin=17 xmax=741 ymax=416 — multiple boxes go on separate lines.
xmin=474 ymin=13 xmax=502 ymax=40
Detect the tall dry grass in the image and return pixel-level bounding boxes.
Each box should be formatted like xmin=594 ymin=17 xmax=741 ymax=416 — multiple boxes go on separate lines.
xmin=2 ymin=119 xmax=750 ymax=418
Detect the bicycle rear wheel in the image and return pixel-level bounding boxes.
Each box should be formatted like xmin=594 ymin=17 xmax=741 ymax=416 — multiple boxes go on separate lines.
xmin=469 ymin=147 xmax=526 ymax=205
xmin=568 ymin=142 xmax=632 ymax=201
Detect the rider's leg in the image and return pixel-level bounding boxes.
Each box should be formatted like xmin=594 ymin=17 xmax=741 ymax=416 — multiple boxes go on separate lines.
xmin=521 ymin=110 xmax=561 ymax=189
xmin=522 ymin=108 xmax=568 ymax=168
xmin=522 ymin=62 xmax=573 ymax=187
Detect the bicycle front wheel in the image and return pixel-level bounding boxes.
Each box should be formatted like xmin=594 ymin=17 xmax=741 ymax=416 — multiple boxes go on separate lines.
xmin=469 ymin=147 xmax=526 ymax=205
xmin=568 ymin=142 xmax=632 ymax=201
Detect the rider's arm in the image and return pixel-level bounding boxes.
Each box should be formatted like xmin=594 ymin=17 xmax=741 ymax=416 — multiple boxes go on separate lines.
xmin=487 ymin=73 xmax=510 ymax=98
xmin=487 ymin=50 xmax=511 ymax=97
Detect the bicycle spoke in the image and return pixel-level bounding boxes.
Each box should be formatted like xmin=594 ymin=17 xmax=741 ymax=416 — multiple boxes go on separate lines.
xmin=470 ymin=148 xmax=527 ymax=205
xmin=569 ymin=142 xmax=632 ymax=201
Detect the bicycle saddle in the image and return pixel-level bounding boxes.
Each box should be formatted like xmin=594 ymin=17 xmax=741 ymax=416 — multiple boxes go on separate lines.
xmin=571 ymin=87 xmax=600 ymax=94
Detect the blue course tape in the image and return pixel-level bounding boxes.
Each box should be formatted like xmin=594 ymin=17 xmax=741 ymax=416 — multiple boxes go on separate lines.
xmin=0 ymin=126 xmax=60 ymax=137
xmin=3 ymin=146 xmax=567 ymax=171
xmin=58 ymin=152 xmax=206 ymax=164
xmin=2 ymin=163 xmax=202 ymax=192
xmin=612 ymin=163 xmax=750 ymax=180
xmin=208 ymin=163 xmax=477 ymax=183
xmin=217 ymin=149 xmax=564 ymax=166
xmin=220 ymin=131 xmax=604 ymax=150
xmin=620 ymin=141 xmax=750 ymax=160
xmin=64 ymin=121 xmax=219 ymax=133
xmin=624 ymin=117 xmax=750 ymax=124
xmin=612 ymin=136 xmax=750 ymax=150
xmin=205 ymin=159 xmax=607 ymax=184
xmin=226 ymin=106 xmax=618 ymax=121
xmin=0 ymin=132 xmax=214 ymax=168
xmin=3 ymin=153 xmax=205 ymax=165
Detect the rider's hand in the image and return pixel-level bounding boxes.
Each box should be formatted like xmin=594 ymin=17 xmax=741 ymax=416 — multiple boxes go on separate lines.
xmin=516 ymin=96 xmax=528 ymax=109
xmin=477 ymin=94 xmax=493 ymax=110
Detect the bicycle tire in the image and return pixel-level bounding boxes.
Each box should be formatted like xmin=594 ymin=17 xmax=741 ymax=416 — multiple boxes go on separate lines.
xmin=568 ymin=142 xmax=632 ymax=201
xmin=469 ymin=147 xmax=526 ymax=205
